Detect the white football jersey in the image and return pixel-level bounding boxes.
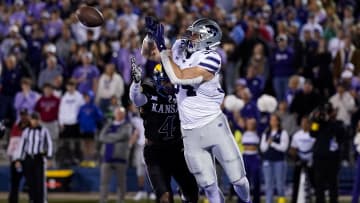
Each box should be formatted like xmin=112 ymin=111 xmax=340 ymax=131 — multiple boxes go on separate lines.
xmin=171 ymin=39 xmax=225 ymax=129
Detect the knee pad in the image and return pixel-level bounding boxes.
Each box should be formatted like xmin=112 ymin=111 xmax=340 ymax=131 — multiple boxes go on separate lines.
xmin=202 ymin=183 xmax=224 ymax=203
xmin=232 ymin=177 xmax=250 ymax=203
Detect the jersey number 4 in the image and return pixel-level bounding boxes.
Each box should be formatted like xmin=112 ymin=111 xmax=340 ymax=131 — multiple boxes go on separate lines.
xmin=158 ymin=115 xmax=176 ymax=139
xmin=175 ymin=85 xmax=197 ymax=96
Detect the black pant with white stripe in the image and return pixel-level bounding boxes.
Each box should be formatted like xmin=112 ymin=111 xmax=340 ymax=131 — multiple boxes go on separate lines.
xmin=23 ymin=155 xmax=46 ymax=203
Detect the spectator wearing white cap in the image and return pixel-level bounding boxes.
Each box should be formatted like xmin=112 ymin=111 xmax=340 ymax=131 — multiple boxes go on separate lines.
xmin=39 ymin=43 xmax=64 ymax=71
xmin=0 ymin=25 xmax=26 ymax=57
xmin=270 ymin=34 xmax=295 ymax=101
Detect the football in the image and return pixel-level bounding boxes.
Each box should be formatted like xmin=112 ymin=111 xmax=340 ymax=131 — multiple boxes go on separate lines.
xmin=76 ymin=6 xmax=104 ymax=27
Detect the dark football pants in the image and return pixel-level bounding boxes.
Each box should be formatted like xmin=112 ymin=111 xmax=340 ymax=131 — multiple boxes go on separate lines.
xmin=23 ymin=155 xmax=46 ymax=203
xmin=144 ymin=144 xmax=199 ymax=203
xmin=313 ymin=159 xmax=339 ymax=203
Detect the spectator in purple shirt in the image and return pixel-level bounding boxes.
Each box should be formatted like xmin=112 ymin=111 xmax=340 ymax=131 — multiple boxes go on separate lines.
xmin=240 ymin=88 xmax=260 ymax=120
xmin=9 ymin=1 xmax=26 ymax=26
xmin=72 ymin=52 xmax=100 ymax=94
xmin=113 ymin=34 xmax=144 ymax=85
xmin=270 ymin=34 xmax=295 ymax=101
xmin=14 ymin=77 xmax=40 ymax=120
xmin=245 ymin=64 xmax=264 ymax=101
xmin=44 ymin=9 xmax=63 ymax=41
xmin=28 ymin=0 xmax=47 ymax=20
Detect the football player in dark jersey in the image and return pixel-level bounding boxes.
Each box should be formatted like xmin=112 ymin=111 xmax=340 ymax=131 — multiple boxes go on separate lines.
xmin=129 ymin=36 xmax=199 ymax=203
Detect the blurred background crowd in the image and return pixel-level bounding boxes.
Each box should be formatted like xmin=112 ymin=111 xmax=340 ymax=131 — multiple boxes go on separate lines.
xmin=1 ymin=0 xmax=360 ymax=202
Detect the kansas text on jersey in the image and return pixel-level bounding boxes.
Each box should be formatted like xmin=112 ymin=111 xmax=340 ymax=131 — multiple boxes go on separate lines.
xmin=140 ymin=80 xmax=182 ymax=144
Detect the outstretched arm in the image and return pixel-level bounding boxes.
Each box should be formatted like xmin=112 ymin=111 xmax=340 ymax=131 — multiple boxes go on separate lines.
xmin=160 ymin=51 xmax=214 ymax=85
xmin=129 ymin=57 xmax=147 ymax=107
xmin=152 ymin=24 xmax=214 ymax=85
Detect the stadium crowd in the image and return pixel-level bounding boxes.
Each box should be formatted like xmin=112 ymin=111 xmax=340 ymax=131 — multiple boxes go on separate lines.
xmin=1 ymin=0 xmax=360 ymax=202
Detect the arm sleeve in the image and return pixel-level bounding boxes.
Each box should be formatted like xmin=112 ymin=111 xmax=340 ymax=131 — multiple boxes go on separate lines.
xmin=116 ymin=124 xmax=132 ymax=141
xmin=99 ymin=123 xmax=132 ymax=143
xmin=98 ymin=123 xmax=112 ymax=143
xmin=270 ymin=130 xmax=289 ymax=152
xmin=160 ymin=51 xmax=203 ymax=85
xmin=260 ymin=133 xmax=269 ymax=152
xmin=129 ymin=82 xmax=148 ymax=107
xmin=290 ymin=132 xmax=298 ymax=149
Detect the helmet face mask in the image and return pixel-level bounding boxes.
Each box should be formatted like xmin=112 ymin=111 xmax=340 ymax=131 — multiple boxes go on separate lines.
xmin=184 ymin=18 xmax=222 ymax=53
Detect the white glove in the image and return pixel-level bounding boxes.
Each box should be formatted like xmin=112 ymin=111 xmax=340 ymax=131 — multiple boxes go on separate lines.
xmin=130 ymin=56 xmax=142 ymax=83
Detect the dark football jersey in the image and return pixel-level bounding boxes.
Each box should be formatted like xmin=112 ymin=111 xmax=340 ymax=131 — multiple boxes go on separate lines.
xmin=139 ymin=79 xmax=182 ymax=144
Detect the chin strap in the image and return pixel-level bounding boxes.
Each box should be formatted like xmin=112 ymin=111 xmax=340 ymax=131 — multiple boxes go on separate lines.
xmin=160 ymin=50 xmax=203 ymax=85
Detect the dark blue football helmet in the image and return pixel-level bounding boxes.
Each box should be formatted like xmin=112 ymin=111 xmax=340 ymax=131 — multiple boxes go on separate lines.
xmin=153 ymin=64 xmax=175 ymax=97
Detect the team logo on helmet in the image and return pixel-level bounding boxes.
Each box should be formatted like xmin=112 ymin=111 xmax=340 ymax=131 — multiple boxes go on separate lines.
xmin=153 ymin=64 xmax=175 ymax=97
xmin=184 ymin=18 xmax=222 ymax=53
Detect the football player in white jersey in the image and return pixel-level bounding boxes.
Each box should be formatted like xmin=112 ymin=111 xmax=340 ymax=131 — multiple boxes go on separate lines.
xmin=147 ymin=18 xmax=251 ymax=203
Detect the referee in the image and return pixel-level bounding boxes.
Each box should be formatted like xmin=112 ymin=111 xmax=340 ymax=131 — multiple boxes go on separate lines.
xmin=13 ymin=112 xmax=53 ymax=203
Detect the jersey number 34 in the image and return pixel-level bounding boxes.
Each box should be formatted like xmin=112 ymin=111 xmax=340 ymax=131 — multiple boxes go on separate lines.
xmin=175 ymin=85 xmax=197 ymax=97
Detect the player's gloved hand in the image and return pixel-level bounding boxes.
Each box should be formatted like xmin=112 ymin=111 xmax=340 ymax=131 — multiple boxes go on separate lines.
xmin=145 ymin=16 xmax=158 ymax=38
xmin=130 ymin=56 xmax=142 ymax=83
xmin=154 ymin=24 xmax=166 ymax=52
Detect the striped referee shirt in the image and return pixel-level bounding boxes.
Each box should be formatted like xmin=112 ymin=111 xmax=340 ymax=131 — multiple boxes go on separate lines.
xmin=13 ymin=126 xmax=53 ymax=160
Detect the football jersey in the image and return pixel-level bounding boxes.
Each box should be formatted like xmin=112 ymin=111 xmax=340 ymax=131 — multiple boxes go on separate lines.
xmin=139 ymin=79 xmax=182 ymax=144
xmin=171 ymin=39 xmax=225 ymax=129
